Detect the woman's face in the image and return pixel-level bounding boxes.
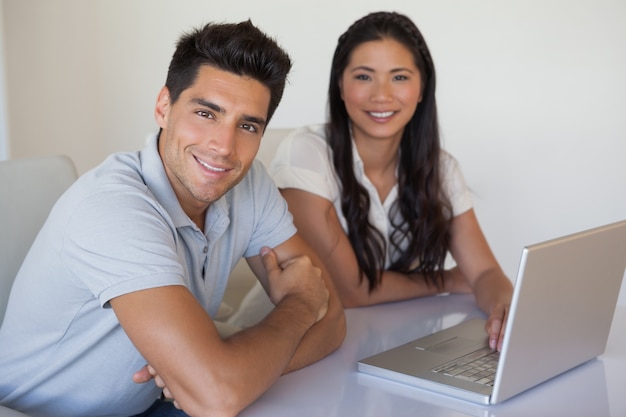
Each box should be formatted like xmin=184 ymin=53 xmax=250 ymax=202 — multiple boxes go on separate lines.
xmin=340 ymin=38 xmax=423 ymax=144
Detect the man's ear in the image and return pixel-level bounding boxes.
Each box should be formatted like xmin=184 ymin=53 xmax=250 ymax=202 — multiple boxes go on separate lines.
xmin=154 ymin=87 xmax=171 ymax=128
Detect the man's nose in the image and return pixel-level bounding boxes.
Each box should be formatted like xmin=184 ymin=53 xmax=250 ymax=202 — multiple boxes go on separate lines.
xmin=205 ymin=125 xmax=236 ymax=156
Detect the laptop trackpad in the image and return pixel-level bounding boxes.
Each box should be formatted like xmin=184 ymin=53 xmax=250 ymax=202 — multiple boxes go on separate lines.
xmin=416 ymin=336 xmax=482 ymax=355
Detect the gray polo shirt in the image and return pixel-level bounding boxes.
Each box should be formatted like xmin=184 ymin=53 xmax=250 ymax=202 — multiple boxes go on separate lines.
xmin=0 ymin=136 xmax=296 ymax=417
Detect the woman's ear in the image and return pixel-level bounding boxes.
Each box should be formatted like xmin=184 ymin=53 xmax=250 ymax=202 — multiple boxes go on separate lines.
xmin=154 ymin=86 xmax=171 ymax=128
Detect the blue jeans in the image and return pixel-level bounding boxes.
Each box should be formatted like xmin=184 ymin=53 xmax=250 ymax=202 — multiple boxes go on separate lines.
xmin=132 ymin=399 xmax=190 ymax=417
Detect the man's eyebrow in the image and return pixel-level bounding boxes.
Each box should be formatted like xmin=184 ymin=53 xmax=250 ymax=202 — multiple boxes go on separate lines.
xmin=190 ymin=97 xmax=223 ymax=113
xmin=242 ymin=114 xmax=267 ymax=128
xmin=190 ymin=97 xmax=267 ymax=127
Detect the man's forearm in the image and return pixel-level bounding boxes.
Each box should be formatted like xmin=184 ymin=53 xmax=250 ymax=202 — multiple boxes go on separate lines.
xmin=185 ymin=294 xmax=323 ymax=415
xmin=282 ymin=282 xmax=346 ymax=373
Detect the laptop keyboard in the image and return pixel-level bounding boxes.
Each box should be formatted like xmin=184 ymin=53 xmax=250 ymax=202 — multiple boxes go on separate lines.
xmin=431 ymin=346 xmax=500 ymax=386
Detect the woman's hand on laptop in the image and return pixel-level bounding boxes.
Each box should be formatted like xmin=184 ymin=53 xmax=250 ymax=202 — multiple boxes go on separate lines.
xmin=486 ymin=302 xmax=510 ymax=351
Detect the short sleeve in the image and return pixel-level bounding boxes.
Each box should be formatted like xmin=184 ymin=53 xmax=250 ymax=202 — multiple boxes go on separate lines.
xmin=269 ymin=125 xmax=340 ymax=203
xmin=240 ymin=160 xmax=297 ymax=258
xmin=62 ymin=186 xmax=185 ymax=307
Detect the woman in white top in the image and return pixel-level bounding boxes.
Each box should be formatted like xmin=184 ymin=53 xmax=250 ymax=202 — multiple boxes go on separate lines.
xmin=268 ymin=11 xmax=512 ymax=350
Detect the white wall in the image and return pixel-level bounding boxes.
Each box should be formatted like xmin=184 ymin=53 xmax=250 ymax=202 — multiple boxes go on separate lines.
xmin=0 ymin=0 xmax=8 ymax=160
xmin=2 ymin=0 xmax=625 ymax=303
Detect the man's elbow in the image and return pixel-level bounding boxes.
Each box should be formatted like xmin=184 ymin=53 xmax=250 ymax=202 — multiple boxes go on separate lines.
xmin=177 ymin=386 xmax=248 ymax=417
xmin=326 ymin=299 xmax=347 ymax=351
xmin=335 ymin=285 xmax=366 ymax=309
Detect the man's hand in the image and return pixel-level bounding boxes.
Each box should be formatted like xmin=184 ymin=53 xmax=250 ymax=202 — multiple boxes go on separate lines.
xmin=132 ymin=245 xmax=331 ymax=395
xmin=261 ymin=246 xmax=329 ymax=324
xmin=133 ymin=365 xmax=181 ymax=409
xmin=132 ymin=365 xmax=152 ymax=384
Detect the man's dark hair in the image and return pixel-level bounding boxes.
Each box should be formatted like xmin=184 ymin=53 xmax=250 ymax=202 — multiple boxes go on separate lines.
xmin=165 ymin=20 xmax=292 ymax=124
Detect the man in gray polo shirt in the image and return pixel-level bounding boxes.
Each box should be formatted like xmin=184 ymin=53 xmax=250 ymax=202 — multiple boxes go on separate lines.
xmin=0 ymin=21 xmax=346 ymax=417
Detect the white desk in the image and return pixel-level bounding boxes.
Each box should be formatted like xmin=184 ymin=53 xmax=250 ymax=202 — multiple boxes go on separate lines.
xmin=239 ymin=294 xmax=626 ymax=417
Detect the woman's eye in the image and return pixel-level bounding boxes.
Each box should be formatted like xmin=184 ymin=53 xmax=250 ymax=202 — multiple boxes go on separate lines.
xmin=355 ymin=74 xmax=371 ymax=81
xmin=394 ymin=74 xmax=409 ymax=81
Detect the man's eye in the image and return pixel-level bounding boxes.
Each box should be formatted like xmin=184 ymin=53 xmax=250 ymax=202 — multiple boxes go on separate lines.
xmin=241 ymin=124 xmax=258 ymax=133
xmin=196 ymin=111 xmax=214 ymax=119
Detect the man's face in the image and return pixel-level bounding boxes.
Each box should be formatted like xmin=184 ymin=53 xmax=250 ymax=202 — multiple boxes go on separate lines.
xmin=155 ymin=65 xmax=270 ymax=219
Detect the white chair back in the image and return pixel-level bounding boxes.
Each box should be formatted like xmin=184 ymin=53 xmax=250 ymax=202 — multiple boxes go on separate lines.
xmin=0 ymin=155 xmax=77 ymax=324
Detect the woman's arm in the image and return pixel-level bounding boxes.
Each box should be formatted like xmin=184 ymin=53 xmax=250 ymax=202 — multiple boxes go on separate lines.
xmin=280 ymin=188 xmax=468 ymax=307
xmin=448 ymin=209 xmax=514 ymax=350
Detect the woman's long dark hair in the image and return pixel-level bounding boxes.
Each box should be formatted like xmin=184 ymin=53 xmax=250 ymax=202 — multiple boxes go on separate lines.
xmin=327 ymin=11 xmax=452 ymax=291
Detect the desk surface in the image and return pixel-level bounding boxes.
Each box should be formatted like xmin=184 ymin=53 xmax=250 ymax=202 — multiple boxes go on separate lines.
xmin=239 ymin=294 xmax=626 ymax=417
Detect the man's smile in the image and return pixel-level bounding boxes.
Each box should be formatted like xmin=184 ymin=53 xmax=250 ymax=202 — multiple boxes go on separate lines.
xmin=195 ymin=155 xmax=228 ymax=172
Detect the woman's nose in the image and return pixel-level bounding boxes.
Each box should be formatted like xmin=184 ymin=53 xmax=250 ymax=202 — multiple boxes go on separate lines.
xmin=370 ymin=81 xmax=393 ymax=102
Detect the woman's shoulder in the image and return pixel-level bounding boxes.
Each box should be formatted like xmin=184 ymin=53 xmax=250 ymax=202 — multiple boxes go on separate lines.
xmin=438 ymin=149 xmax=462 ymax=172
xmin=284 ymin=124 xmax=328 ymax=149
xmin=269 ymin=124 xmax=339 ymax=198
xmin=438 ymin=148 xmax=456 ymax=162
xmin=273 ymin=124 xmax=331 ymax=167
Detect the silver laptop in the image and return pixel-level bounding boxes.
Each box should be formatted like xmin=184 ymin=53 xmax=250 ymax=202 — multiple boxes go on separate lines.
xmin=358 ymin=219 xmax=626 ymax=405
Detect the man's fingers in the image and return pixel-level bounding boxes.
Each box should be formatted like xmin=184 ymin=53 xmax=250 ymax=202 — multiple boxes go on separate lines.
xmin=260 ymin=246 xmax=280 ymax=276
xmin=132 ymin=364 xmax=154 ymax=384
xmin=133 ymin=364 xmax=177 ymax=407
